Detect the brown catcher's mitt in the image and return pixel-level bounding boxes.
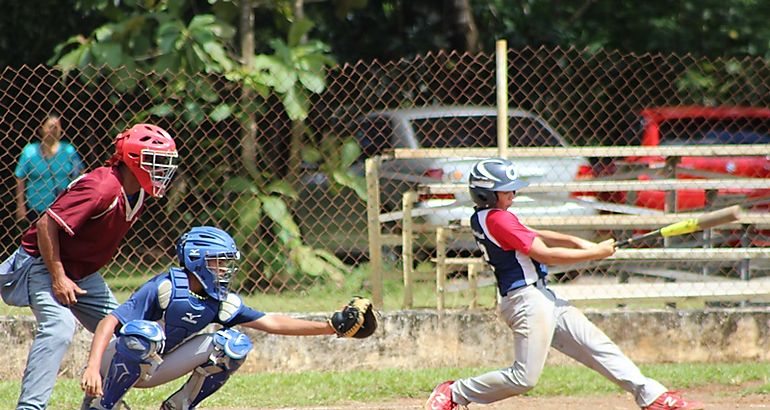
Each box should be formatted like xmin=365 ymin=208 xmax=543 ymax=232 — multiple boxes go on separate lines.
xmin=329 ymin=296 xmax=377 ymax=338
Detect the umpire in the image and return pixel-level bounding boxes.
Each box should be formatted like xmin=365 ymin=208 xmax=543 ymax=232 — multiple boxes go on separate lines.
xmin=0 ymin=124 xmax=178 ymax=410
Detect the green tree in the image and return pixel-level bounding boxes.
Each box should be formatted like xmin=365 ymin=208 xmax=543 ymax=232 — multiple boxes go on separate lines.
xmin=49 ymin=0 xmax=351 ymax=287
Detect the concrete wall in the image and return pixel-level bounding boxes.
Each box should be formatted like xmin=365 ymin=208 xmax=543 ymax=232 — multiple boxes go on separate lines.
xmin=2 ymin=308 xmax=769 ymax=380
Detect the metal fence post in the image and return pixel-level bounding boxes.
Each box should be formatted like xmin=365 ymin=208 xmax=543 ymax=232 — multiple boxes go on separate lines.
xmin=365 ymin=157 xmax=384 ymax=308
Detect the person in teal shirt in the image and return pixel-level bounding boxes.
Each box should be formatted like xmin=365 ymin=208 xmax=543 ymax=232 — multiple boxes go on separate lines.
xmin=15 ymin=113 xmax=84 ymax=225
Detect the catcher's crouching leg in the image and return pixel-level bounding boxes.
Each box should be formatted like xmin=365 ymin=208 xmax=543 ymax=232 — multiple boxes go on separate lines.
xmin=161 ymin=328 xmax=253 ymax=410
xmin=90 ymin=320 xmax=165 ymax=410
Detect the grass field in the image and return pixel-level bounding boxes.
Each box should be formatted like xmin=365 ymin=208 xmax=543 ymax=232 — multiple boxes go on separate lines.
xmin=0 ymin=362 xmax=766 ymax=409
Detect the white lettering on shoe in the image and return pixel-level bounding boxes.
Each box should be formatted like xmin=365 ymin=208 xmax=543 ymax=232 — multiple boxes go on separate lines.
xmin=663 ymin=396 xmax=679 ymax=408
xmin=429 ymin=392 xmax=450 ymax=410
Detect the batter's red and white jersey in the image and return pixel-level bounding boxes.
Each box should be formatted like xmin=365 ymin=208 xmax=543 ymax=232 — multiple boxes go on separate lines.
xmin=470 ymin=208 xmax=547 ymax=297
xmin=21 ymin=166 xmax=146 ymax=280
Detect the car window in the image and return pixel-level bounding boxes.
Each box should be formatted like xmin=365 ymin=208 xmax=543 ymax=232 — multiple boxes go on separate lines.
xmin=410 ymin=115 xmax=564 ymax=148
xmin=659 ymin=117 xmax=770 ymax=145
xmin=509 ymin=116 xmax=565 ymax=147
xmin=354 ymin=116 xmax=394 ymax=157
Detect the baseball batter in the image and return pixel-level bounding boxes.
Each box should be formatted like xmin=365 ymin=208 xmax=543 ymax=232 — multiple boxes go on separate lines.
xmin=0 ymin=124 xmax=178 ymax=410
xmin=425 ymin=158 xmax=704 ymax=410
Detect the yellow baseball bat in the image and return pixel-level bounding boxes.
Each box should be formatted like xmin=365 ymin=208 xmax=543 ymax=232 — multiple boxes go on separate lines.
xmin=616 ymin=205 xmax=742 ymax=248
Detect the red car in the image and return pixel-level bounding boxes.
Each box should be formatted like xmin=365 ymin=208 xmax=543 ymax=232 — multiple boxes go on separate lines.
xmin=591 ymin=106 xmax=770 ymax=211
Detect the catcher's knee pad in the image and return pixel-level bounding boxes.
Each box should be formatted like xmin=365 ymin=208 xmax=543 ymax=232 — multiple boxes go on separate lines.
xmin=99 ymin=320 xmax=165 ymax=409
xmin=161 ymin=328 xmax=252 ymax=410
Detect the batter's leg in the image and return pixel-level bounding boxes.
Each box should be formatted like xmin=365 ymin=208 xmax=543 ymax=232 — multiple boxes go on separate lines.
xmin=549 ymin=295 xmax=666 ymax=407
xmin=451 ymin=285 xmax=556 ymax=405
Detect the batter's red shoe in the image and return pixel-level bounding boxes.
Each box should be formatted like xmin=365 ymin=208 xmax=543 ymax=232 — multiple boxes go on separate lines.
xmin=425 ymin=380 xmax=457 ymax=410
xmin=643 ymin=391 xmax=705 ymax=410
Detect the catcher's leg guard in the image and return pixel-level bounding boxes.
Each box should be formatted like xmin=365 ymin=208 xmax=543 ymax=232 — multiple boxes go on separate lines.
xmin=161 ymin=328 xmax=252 ymax=410
xmin=97 ymin=320 xmax=164 ymax=409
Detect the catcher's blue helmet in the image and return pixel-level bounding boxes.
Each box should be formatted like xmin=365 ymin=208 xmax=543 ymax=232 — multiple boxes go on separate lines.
xmin=469 ymin=158 xmax=529 ymax=209
xmin=176 ymin=226 xmax=240 ymax=301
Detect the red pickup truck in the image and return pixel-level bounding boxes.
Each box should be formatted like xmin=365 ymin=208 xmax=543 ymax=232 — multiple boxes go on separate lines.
xmin=590 ymin=106 xmax=770 ymax=211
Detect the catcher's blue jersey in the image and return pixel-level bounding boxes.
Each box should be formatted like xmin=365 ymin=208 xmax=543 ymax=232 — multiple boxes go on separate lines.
xmin=110 ymin=268 xmax=264 ymax=352
xmin=470 ymin=208 xmax=547 ymax=296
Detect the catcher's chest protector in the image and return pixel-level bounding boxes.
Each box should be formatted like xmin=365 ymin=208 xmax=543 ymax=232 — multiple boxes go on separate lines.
xmin=161 ymin=269 xmax=218 ymax=352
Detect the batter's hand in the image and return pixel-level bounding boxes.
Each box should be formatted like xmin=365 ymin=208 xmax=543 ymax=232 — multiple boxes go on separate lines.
xmin=596 ymin=238 xmax=616 ymax=258
xmin=81 ymin=365 xmax=103 ymax=397
xmin=52 ymin=275 xmax=87 ymax=305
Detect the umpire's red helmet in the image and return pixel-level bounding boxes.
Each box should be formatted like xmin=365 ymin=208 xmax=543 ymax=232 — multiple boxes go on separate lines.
xmin=106 ymin=124 xmax=179 ymax=197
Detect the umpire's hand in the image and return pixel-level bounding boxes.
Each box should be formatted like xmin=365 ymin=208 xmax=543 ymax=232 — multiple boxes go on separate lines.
xmin=51 ymin=274 xmax=87 ymax=305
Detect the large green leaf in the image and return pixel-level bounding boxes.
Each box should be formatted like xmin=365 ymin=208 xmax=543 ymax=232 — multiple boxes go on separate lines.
xmin=339 ymin=138 xmax=362 ymax=168
xmin=300 ymin=146 xmax=323 ymax=164
xmin=111 ymin=64 xmax=139 ymax=93
xmin=264 ymin=180 xmax=298 ymax=199
xmin=91 ymin=42 xmax=124 ymax=67
xmin=252 ymin=55 xmax=293 ymax=92
xmin=222 ymin=176 xmax=259 ymax=194
xmin=297 ymin=69 xmax=325 ymax=94
xmin=154 ymin=53 xmax=180 ymax=73
xmin=288 ymin=18 xmax=315 ymax=47
xmin=157 ymin=21 xmax=184 ymax=53
xmin=281 ymin=86 xmax=308 ymax=121
xmin=236 ymin=196 xmax=263 ymax=233
xmin=202 ymin=41 xmax=233 ymax=72
xmin=331 ymin=170 xmax=367 ymax=200
xmin=57 ymin=47 xmax=86 ymax=73
xmin=261 ymin=195 xmax=300 ymax=238
xmin=294 ymin=246 xmax=325 ymax=276
xmin=209 ymin=103 xmax=232 ymax=122
xmin=183 ymin=100 xmax=206 ymax=124
xmin=149 ymin=103 xmax=173 ymax=117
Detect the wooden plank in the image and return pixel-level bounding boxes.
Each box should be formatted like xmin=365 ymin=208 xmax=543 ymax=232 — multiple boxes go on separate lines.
xmin=511 ymin=213 xmax=769 ymax=229
xmin=402 ymin=192 xmax=416 ymax=309
xmin=389 ymin=145 xmax=770 ymax=159
xmin=434 ymin=248 xmax=770 ymax=265
xmin=610 ymin=248 xmax=770 ymax=261
xmin=549 ymin=281 xmax=770 ymax=302
xmin=418 ymin=213 xmax=769 ymax=230
xmin=444 ymin=276 xmax=770 ymax=301
xmin=421 ymin=178 xmax=770 ymax=194
xmin=365 ymin=158 xmax=384 ymax=308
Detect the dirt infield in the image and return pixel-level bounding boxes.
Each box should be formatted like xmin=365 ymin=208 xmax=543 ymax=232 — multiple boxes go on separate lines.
xmin=204 ymin=385 xmax=770 ymax=410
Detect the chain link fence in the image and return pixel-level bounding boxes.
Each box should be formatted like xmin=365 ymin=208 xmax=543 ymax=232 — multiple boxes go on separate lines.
xmin=2 ymin=46 xmax=770 ymax=301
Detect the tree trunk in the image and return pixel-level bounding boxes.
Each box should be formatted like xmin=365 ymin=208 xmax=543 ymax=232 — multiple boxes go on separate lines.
xmin=240 ymin=0 xmax=258 ymax=178
xmin=287 ymin=0 xmax=306 ymax=187
xmin=453 ymin=0 xmax=479 ymax=53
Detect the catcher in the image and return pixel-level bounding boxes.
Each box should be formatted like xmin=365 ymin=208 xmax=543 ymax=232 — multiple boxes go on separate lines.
xmin=80 ymin=226 xmax=376 ymax=410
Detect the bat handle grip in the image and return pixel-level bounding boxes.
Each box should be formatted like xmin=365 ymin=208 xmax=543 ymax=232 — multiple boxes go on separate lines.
xmin=615 ymin=238 xmax=631 ymax=248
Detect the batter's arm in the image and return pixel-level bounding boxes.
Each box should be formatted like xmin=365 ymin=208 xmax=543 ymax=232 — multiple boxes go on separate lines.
xmin=528 ymin=237 xmax=615 ymax=266
xmin=532 ymin=229 xmax=596 ymax=250
xmin=81 ymin=314 xmax=120 ymax=397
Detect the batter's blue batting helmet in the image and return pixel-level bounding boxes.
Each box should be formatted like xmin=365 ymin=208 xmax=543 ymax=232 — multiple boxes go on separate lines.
xmin=469 ymin=158 xmax=529 ymax=209
xmin=176 ymin=226 xmax=240 ymax=301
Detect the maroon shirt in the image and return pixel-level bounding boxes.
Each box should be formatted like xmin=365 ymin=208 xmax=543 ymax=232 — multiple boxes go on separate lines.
xmin=21 ymin=166 xmax=145 ymax=280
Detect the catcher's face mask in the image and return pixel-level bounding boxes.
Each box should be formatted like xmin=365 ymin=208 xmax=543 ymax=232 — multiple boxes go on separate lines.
xmin=204 ymin=251 xmax=240 ymax=299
